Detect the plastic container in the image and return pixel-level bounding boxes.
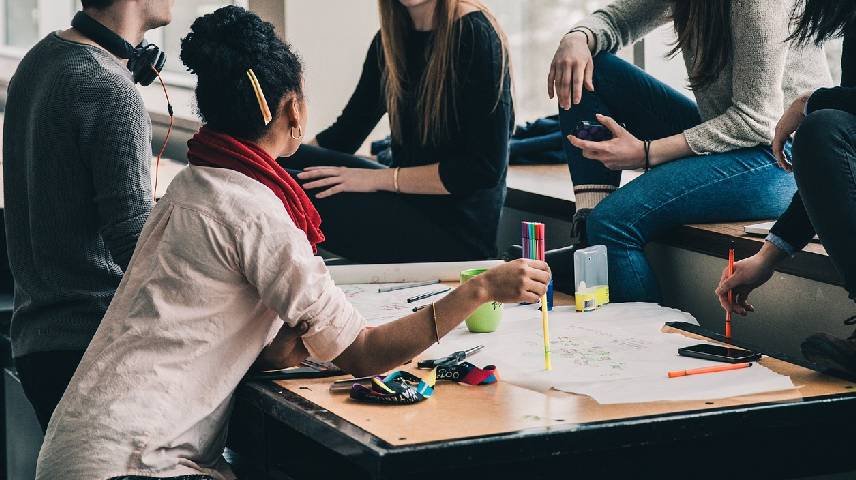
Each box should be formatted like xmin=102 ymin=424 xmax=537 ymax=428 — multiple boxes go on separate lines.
xmin=573 ymin=245 xmax=609 ymax=310
xmin=460 ymin=268 xmax=503 ymax=333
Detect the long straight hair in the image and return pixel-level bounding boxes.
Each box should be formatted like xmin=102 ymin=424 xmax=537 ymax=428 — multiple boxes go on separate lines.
xmin=789 ymin=0 xmax=856 ymax=45
xmin=668 ymin=0 xmax=732 ymax=91
xmin=378 ymin=0 xmax=509 ymax=146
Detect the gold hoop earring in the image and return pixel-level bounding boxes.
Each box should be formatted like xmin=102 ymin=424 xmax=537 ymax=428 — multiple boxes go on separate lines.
xmin=290 ymin=125 xmax=303 ymax=140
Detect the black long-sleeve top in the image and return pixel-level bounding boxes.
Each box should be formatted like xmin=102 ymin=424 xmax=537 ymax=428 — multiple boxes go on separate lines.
xmin=315 ymin=11 xmax=513 ymax=259
xmin=769 ymin=21 xmax=855 ymax=253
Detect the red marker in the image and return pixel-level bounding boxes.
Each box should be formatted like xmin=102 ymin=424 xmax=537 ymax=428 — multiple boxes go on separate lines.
xmin=668 ymin=362 xmax=751 ymax=378
xmin=726 ymin=242 xmax=735 ymax=340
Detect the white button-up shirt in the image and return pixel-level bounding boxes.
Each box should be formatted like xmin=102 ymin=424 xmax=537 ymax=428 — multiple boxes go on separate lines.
xmin=37 ymin=165 xmax=365 ymax=480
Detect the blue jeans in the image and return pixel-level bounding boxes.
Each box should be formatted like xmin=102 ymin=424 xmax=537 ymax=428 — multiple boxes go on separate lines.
xmin=559 ymin=53 xmax=797 ymax=303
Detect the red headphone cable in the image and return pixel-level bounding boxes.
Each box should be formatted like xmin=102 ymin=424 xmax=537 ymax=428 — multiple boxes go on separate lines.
xmin=152 ymin=66 xmax=174 ymax=201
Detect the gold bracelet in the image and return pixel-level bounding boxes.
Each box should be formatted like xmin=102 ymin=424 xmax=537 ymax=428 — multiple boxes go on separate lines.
xmin=393 ymin=167 xmax=401 ymax=193
xmin=430 ymin=302 xmax=440 ymax=344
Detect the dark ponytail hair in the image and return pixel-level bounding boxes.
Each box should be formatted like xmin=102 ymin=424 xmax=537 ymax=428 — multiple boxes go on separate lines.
xmin=180 ymin=5 xmax=303 ymax=140
xmin=668 ymin=0 xmax=732 ymax=91
xmin=790 ymin=0 xmax=856 ymax=45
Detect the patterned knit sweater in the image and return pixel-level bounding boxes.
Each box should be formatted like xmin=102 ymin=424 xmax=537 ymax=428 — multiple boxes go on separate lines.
xmin=3 ymin=33 xmax=153 ymax=357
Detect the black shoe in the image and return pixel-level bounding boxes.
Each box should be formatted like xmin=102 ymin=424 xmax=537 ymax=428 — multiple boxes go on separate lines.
xmin=801 ymin=315 xmax=856 ymax=376
xmin=570 ymin=208 xmax=592 ymax=248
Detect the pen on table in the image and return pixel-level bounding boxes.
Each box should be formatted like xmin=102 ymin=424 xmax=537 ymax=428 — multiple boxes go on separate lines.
xmin=668 ymin=362 xmax=751 ymax=378
xmin=726 ymin=241 xmax=735 ymax=340
xmin=378 ymin=279 xmax=440 ymax=293
xmin=417 ymin=345 xmax=485 ymax=369
xmin=412 ymin=304 xmax=429 ymax=312
xmin=329 ymin=375 xmax=376 ymax=392
xmin=406 ymin=287 xmax=451 ymax=303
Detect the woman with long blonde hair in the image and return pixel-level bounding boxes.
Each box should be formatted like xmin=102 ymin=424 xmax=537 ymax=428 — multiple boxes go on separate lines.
xmin=286 ymin=0 xmax=513 ymax=263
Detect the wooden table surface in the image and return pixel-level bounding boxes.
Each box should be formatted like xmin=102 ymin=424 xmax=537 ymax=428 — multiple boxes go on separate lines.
xmin=272 ymin=291 xmax=853 ymax=446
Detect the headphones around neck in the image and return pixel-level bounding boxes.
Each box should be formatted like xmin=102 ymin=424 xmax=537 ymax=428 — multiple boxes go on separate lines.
xmin=71 ymin=11 xmax=166 ymax=86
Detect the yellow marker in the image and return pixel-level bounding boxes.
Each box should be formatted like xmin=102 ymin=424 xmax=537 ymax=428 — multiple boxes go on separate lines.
xmin=372 ymin=376 xmax=395 ymax=394
xmin=541 ymin=294 xmax=552 ymax=370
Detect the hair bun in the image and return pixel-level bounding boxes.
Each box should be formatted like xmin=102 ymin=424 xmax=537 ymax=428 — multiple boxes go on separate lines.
xmin=180 ymin=5 xmax=279 ymax=78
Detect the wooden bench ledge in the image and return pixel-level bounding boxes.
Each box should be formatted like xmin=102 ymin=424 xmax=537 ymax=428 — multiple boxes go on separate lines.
xmin=506 ymin=165 xmax=839 ymax=287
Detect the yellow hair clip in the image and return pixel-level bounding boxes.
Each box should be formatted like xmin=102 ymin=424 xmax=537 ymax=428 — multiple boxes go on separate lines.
xmin=246 ymin=68 xmax=273 ymax=126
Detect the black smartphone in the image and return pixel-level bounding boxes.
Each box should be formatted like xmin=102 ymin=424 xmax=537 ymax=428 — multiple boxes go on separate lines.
xmin=678 ymin=344 xmax=761 ymax=363
xmin=572 ymin=120 xmax=613 ymax=142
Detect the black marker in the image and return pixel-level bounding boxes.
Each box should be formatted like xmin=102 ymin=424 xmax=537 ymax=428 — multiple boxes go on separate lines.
xmin=406 ymin=287 xmax=451 ymax=303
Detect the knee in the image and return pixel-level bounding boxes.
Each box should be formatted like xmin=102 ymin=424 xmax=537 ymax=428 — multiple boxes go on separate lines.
xmin=792 ymin=109 xmax=855 ymax=173
xmin=591 ymin=52 xmax=633 ymax=87
xmin=591 ymin=52 xmax=623 ymax=74
xmin=586 ymin=201 xmax=639 ymax=247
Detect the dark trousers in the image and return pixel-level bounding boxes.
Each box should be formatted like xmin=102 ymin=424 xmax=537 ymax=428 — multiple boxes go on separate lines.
xmin=280 ymin=144 xmax=482 ymax=263
xmin=109 ymin=476 xmax=213 ymax=480
xmin=791 ymin=109 xmax=856 ymax=300
xmin=15 ymin=349 xmax=86 ymax=432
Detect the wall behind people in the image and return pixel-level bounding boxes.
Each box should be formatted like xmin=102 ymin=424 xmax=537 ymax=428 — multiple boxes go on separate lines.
xmin=284 ymin=0 xmax=386 ymax=144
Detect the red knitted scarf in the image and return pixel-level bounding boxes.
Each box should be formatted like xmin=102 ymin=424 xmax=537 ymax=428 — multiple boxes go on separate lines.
xmin=187 ymin=126 xmax=324 ymax=251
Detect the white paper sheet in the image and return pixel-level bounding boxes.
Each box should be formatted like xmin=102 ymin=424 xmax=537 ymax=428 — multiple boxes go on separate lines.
xmin=340 ymin=283 xmax=451 ymax=326
xmin=555 ymin=364 xmax=795 ymax=404
xmin=329 ymin=260 xmax=502 ymax=284
xmin=414 ymin=303 xmax=795 ymax=403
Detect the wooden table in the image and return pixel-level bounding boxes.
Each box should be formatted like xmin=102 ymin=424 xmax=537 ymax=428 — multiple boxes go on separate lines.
xmin=228 ymin=295 xmax=856 ymax=479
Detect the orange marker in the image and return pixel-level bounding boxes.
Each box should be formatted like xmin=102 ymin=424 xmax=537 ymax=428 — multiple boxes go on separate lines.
xmin=725 ymin=242 xmax=735 ymax=340
xmin=668 ymin=362 xmax=751 ymax=378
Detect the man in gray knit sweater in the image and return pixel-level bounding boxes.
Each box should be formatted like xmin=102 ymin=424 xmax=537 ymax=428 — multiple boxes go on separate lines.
xmin=2 ymin=0 xmax=173 ymax=431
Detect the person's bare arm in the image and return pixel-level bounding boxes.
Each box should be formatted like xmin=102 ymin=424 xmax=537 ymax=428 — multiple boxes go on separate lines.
xmin=394 ymin=163 xmax=449 ymax=194
xmin=334 ymin=259 xmax=550 ymax=376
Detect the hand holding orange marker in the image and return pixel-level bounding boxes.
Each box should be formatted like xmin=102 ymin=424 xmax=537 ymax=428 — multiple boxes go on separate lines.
xmin=725 ymin=241 xmax=735 ymax=340
xmin=668 ymin=362 xmax=751 ymax=378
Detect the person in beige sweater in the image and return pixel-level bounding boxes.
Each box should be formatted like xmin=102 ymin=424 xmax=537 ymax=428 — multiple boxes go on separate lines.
xmin=542 ymin=0 xmax=831 ymax=303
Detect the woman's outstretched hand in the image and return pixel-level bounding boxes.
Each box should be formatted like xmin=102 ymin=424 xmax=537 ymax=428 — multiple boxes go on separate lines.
xmin=567 ymin=114 xmax=644 ymax=170
xmin=480 ymin=258 xmax=551 ymax=304
xmin=714 ymin=243 xmax=786 ymax=316
xmin=548 ymin=31 xmax=594 ymax=110
xmin=298 ymin=166 xmax=391 ymax=199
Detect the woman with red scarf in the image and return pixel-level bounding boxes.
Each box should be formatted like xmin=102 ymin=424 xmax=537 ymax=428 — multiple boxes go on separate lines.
xmin=34 ymin=7 xmax=549 ymax=480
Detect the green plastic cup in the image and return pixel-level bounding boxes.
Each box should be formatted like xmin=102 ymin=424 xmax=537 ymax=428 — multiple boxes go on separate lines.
xmin=460 ymin=268 xmax=503 ymax=333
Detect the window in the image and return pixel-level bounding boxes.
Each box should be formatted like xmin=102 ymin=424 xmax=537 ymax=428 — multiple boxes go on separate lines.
xmin=484 ymin=0 xmax=611 ymax=122
xmin=3 ymin=0 xmax=38 ymax=48
xmin=154 ymin=0 xmax=247 ymax=75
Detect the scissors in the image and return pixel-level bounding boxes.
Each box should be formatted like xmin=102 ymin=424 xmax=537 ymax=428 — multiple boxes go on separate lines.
xmin=417 ymin=345 xmax=484 ymax=369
